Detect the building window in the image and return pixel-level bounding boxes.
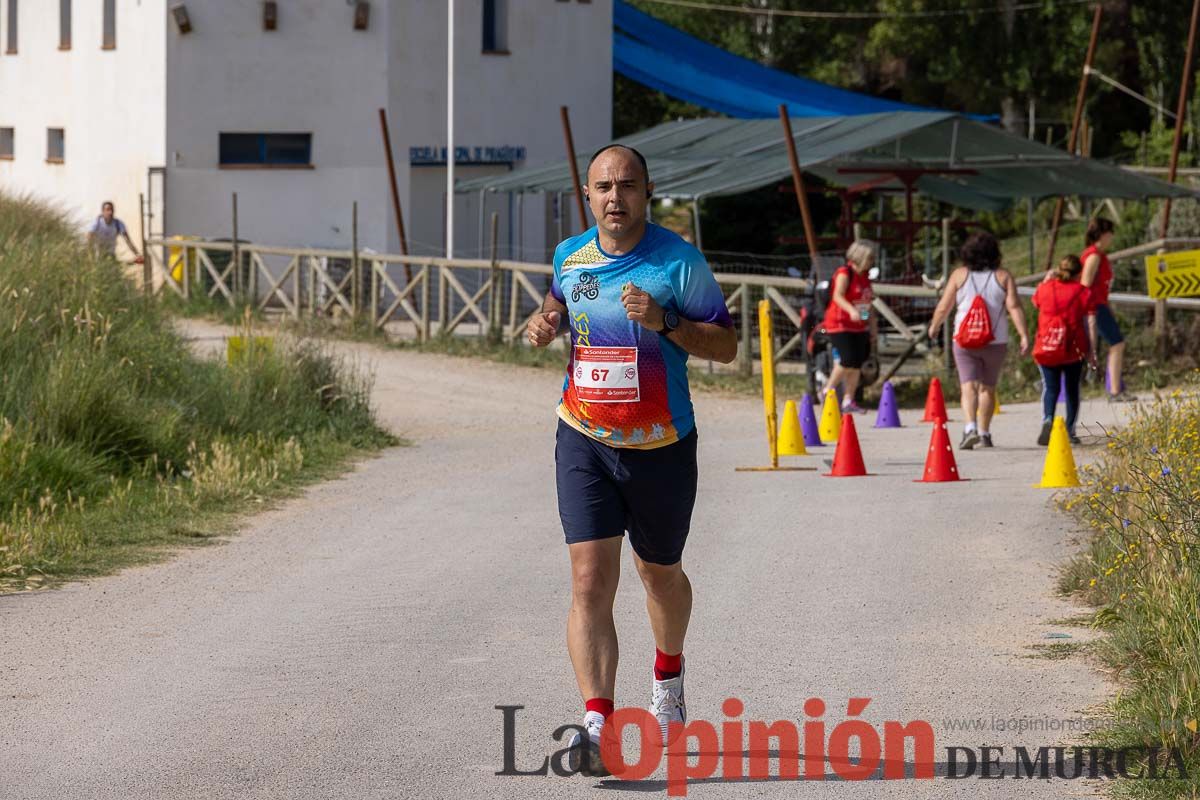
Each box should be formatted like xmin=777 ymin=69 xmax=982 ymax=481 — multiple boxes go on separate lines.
xmin=482 ymin=0 xmax=507 ymax=53
xmin=219 ymin=133 xmax=313 ymax=167
xmin=47 ymin=128 xmax=64 ymax=163
xmin=59 ymin=0 xmax=71 ymax=49
xmin=0 ymin=128 xmax=13 ymax=160
xmin=101 ymin=0 xmax=115 ymax=49
xmin=6 ymin=0 xmax=17 ymax=54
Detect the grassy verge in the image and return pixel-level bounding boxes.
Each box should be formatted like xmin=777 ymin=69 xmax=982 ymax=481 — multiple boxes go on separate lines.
xmin=1057 ymin=377 xmax=1200 ymax=797
xmin=0 ymin=195 xmax=396 ymax=594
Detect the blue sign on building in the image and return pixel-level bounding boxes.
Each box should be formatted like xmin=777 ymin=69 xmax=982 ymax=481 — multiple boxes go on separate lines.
xmin=410 ymin=145 xmax=526 ymax=166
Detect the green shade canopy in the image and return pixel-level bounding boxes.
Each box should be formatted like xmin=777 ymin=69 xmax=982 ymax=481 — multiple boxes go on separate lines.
xmin=455 ymin=113 xmax=1199 ymax=212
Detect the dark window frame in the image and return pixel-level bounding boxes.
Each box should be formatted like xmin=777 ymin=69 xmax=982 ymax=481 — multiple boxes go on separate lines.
xmin=59 ymin=0 xmax=71 ymax=49
xmin=101 ymin=0 xmax=115 ymax=50
xmin=482 ymin=0 xmax=508 ymax=55
xmin=218 ymin=132 xmax=314 ymax=169
xmin=0 ymin=127 xmax=14 ymax=160
xmin=47 ymin=128 xmax=65 ymax=164
xmin=6 ymin=0 xmax=17 ymax=55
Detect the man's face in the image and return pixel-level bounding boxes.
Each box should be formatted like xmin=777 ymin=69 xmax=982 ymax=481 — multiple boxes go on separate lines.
xmin=101 ymin=204 xmax=114 ymax=223
xmin=585 ymin=149 xmax=652 ymax=240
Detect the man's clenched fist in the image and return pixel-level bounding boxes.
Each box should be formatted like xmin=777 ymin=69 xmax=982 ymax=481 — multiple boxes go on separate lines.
xmin=621 ymin=282 xmax=664 ymax=332
xmin=527 ymin=310 xmax=561 ymax=347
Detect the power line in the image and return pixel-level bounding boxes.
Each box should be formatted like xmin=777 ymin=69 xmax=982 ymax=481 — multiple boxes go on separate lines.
xmin=636 ymin=0 xmax=1093 ymax=21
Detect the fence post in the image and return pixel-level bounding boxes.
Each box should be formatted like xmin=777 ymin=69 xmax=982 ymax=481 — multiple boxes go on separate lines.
xmin=307 ymin=256 xmax=315 ymax=316
xmin=488 ymin=212 xmax=500 ymax=340
xmin=508 ymin=269 xmax=520 ymax=342
xmin=182 ymin=242 xmax=190 ymax=300
xmin=292 ymin=256 xmax=300 ymax=320
xmin=231 ymin=193 xmax=240 ymax=304
xmin=421 ymin=265 xmax=431 ymax=342
xmin=941 ymin=217 xmax=952 ymax=371
xmin=739 ymin=282 xmax=753 ymax=377
xmin=370 ymin=259 xmax=379 ymax=329
xmin=139 ymin=193 xmax=151 ymax=296
xmin=352 ymin=201 xmax=360 ymax=318
xmin=438 ymin=267 xmax=449 ymax=336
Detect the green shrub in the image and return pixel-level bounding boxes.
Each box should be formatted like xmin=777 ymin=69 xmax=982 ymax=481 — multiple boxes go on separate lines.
xmin=1062 ymin=378 xmax=1200 ymax=795
xmin=0 ymin=194 xmax=394 ymax=587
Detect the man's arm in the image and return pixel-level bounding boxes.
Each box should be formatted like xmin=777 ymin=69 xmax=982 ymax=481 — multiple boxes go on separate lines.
xmin=621 ymin=283 xmax=736 ymax=363
xmin=665 ymin=317 xmax=738 ymax=363
xmin=122 ymin=231 xmax=141 ymax=259
xmin=526 ymin=290 xmax=568 ymax=347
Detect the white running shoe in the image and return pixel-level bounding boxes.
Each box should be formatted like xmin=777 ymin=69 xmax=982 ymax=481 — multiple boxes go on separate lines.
xmin=566 ymin=710 xmax=610 ymax=776
xmin=649 ymin=659 xmax=686 ymax=747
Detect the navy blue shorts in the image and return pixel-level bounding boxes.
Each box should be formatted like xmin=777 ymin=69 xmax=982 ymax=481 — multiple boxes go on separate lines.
xmin=555 ymin=420 xmax=698 ymax=565
xmin=1094 ymin=303 xmax=1124 ymax=345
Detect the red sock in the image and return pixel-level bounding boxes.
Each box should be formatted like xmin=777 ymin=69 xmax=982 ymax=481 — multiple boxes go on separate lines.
xmin=654 ymin=648 xmax=682 ymax=680
xmin=585 ymin=698 xmax=614 ymax=720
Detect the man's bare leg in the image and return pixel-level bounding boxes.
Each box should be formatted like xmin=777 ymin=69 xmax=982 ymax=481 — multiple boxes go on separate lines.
xmin=567 ymin=538 xmax=624 ymax=702
xmin=633 ymin=554 xmax=692 ymax=655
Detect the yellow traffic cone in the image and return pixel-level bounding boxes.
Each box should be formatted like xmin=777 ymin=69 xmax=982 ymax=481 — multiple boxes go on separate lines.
xmin=778 ymin=399 xmax=808 ymax=456
xmin=1037 ymin=417 xmax=1080 ymax=488
xmin=993 ymin=396 xmax=1002 ymax=415
xmin=819 ymin=389 xmax=842 ymax=444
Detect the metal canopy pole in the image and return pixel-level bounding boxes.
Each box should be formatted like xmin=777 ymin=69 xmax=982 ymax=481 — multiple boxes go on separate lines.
xmin=1155 ymin=0 xmax=1200 ymax=355
xmin=1159 ymin=0 xmax=1200 ymax=240
xmin=1045 ymin=3 xmax=1103 ymax=269
xmin=692 ymin=196 xmax=703 ymax=250
xmin=560 ymin=106 xmax=588 ymax=235
xmin=777 ymin=104 xmax=821 ymax=266
xmin=446 ymin=0 xmax=455 ymax=259
xmin=377 ymin=108 xmax=413 ymax=292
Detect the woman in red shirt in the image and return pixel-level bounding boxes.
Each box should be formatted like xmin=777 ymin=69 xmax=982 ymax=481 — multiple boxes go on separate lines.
xmin=822 ymin=240 xmax=877 ymax=414
xmin=1080 ymin=217 xmax=1133 ymax=401
xmin=1033 ymin=254 xmax=1097 ymax=446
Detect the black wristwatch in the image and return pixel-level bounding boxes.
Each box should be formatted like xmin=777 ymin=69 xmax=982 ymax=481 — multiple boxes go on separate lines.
xmin=659 ymin=309 xmax=679 ymax=334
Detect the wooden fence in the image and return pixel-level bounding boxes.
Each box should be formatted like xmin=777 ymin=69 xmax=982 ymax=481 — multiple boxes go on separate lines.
xmin=146 ymin=236 xmax=1200 ymax=378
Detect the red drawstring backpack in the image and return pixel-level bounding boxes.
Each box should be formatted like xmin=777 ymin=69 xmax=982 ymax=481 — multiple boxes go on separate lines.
xmin=1033 ymin=282 xmax=1084 ymax=367
xmin=954 ymin=273 xmax=995 ymax=349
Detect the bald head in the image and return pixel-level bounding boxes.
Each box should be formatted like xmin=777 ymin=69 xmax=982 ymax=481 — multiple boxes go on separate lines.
xmin=584 ymin=146 xmax=654 ymax=249
xmin=586 ymin=144 xmax=649 ymax=184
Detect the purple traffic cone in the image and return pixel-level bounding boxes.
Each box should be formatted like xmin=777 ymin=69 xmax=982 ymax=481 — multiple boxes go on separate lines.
xmin=874 ymin=380 xmax=902 ymax=428
xmin=799 ymin=393 xmax=823 ymax=447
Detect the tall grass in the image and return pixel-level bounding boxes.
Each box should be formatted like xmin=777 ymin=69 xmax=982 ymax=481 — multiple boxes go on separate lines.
xmin=1060 ymin=377 xmax=1200 ymax=797
xmin=0 ymin=194 xmax=394 ymax=590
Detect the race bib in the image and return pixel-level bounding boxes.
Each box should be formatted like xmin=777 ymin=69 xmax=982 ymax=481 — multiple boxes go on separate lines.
xmin=573 ymin=346 xmax=639 ymax=403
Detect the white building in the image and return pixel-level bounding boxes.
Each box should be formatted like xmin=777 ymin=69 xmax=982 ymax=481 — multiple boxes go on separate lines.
xmin=0 ymin=0 xmax=611 ymax=263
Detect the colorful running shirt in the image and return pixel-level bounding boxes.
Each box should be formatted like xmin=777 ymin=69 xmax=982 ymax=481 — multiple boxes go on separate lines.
xmin=550 ymin=223 xmax=733 ymax=450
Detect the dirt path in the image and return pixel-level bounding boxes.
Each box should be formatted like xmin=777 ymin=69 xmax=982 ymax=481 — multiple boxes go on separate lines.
xmin=1 ymin=319 xmax=1132 ymax=798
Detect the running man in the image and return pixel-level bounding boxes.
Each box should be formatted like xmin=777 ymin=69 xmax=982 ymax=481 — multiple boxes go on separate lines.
xmin=86 ymin=201 xmax=142 ymax=262
xmin=526 ymin=144 xmax=737 ymax=774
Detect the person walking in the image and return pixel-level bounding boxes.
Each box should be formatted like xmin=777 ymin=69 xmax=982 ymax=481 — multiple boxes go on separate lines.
xmin=86 ymin=201 xmax=141 ymax=262
xmin=821 ymin=240 xmax=878 ymax=414
xmin=526 ymin=144 xmax=737 ymax=775
xmin=1080 ymin=218 xmax=1134 ymax=402
xmin=1032 ymin=254 xmax=1097 ymax=446
xmin=927 ymin=231 xmax=1030 ymax=449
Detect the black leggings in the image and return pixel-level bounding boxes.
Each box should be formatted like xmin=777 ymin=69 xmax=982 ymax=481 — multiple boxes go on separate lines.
xmin=1039 ymin=361 xmax=1084 ymax=434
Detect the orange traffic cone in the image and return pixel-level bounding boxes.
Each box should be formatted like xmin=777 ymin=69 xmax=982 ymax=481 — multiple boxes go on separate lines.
xmin=915 ymin=418 xmax=966 ymax=482
xmin=824 ymin=413 xmax=869 ymax=477
xmin=921 ymin=377 xmax=948 ymax=422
